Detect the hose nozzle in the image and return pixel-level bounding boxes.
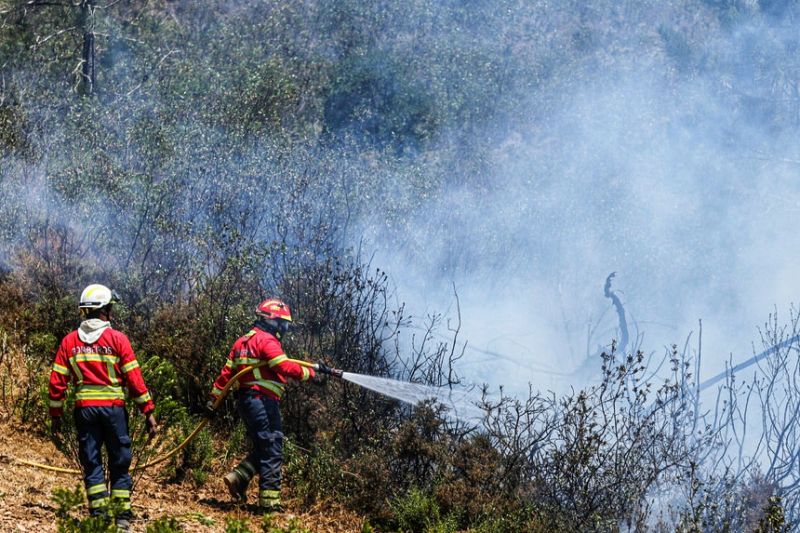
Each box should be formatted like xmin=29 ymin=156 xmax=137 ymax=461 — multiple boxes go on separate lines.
xmin=316 ymin=361 xmax=344 ymax=379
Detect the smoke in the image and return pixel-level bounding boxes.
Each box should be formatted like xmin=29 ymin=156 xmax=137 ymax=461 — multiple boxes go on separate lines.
xmin=357 ymin=3 xmax=800 ymax=395
xmin=3 ymin=0 xmax=800 ymax=396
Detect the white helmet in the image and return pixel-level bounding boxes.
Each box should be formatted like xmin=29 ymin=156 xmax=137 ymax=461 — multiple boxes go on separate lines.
xmin=79 ymin=284 xmax=119 ymax=310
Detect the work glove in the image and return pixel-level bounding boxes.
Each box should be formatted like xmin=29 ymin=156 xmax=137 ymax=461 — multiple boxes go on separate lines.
xmin=145 ymin=413 xmax=159 ymax=441
xmin=50 ymin=416 xmax=62 ymax=439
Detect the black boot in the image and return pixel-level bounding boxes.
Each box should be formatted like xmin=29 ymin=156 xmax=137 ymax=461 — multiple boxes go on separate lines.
xmin=223 ymin=458 xmax=255 ymax=502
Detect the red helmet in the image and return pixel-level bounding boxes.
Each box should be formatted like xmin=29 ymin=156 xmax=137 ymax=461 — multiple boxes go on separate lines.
xmin=255 ymin=299 xmax=293 ymax=322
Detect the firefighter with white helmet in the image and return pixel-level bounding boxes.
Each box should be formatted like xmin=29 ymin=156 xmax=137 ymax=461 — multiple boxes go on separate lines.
xmin=49 ymin=284 xmax=158 ymax=531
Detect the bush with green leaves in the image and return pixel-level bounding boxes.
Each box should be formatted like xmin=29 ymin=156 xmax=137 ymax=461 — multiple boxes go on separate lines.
xmin=391 ymin=488 xmax=457 ymax=533
xmin=52 ymin=485 xmax=120 ymax=533
xmin=145 ymin=517 xmax=184 ymax=533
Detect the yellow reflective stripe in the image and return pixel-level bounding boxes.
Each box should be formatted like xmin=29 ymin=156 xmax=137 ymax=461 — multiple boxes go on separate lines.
xmin=268 ymin=354 xmax=288 ymax=368
xmin=301 ymin=366 xmax=310 ymax=381
xmin=243 ymin=379 xmax=284 ymax=397
xmin=133 ymin=392 xmax=152 ymax=404
xmin=88 ymin=497 xmax=109 ymax=509
xmin=107 ymin=361 xmax=118 ymax=385
xmin=77 ymin=394 xmax=125 ymax=400
xmin=76 ymin=385 xmax=124 ymax=400
xmin=68 ymin=356 xmax=84 ymax=385
xmin=86 ymin=484 xmax=107 ymax=496
xmin=211 ymin=387 xmax=223 ymax=396
xmin=111 ymin=489 xmax=130 ymax=499
xmin=52 ymin=363 xmax=70 ymax=376
xmin=224 ymin=359 xmax=234 ymax=368
xmin=245 ymin=330 xmax=257 ymax=337
xmin=121 ymin=360 xmax=139 ymax=373
xmin=117 ymin=500 xmax=132 ymax=510
xmin=234 ymin=357 xmax=262 ymax=366
xmin=259 ymin=489 xmax=280 ymax=506
xmin=49 ymin=400 xmax=63 ymax=408
xmin=74 ymin=354 xmax=119 ymax=364
xmin=79 ymin=384 xmax=123 ymax=392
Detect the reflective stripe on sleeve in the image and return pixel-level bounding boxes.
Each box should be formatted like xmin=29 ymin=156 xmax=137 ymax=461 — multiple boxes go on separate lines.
xmin=121 ymin=360 xmax=139 ymax=373
xmin=52 ymin=363 xmax=70 ymax=376
xmin=211 ymin=387 xmax=223 ymax=397
xmin=133 ymin=392 xmax=152 ymax=405
xmin=224 ymin=359 xmax=234 ymax=368
xmin=49 ymin=399 xmax=63 ymax=408
xmin=268 ymin=354 xmax=288 ymax=367
xmin=301 ymin=366 xmax=311 ymax=381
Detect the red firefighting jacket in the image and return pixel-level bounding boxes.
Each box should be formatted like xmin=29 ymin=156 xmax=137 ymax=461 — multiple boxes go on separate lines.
xmin=48 ymin=328 xmax=155 ymax=417
xmin=211 ymin=327 xmax=314 ymax=401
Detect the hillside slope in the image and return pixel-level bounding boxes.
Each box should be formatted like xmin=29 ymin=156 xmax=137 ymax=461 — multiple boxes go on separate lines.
xmin=0 ymin=422 xmax=363 ymax=533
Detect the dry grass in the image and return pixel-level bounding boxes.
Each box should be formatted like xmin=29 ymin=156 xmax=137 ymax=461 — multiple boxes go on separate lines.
xmin=0 ymin=421 xmax=366 ymax=532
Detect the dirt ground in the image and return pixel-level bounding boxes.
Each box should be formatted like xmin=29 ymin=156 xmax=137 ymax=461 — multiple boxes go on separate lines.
xmin=0 ymin=421 xmax=364 ymax=532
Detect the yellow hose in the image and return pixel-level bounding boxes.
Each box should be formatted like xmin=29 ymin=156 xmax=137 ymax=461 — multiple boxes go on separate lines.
xmin=11 ymin=359 xmax=318 ymax=475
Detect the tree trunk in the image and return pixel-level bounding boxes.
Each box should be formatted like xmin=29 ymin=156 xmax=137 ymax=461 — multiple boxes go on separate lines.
xmin=78 ymin=0 xmax=95 ymax=95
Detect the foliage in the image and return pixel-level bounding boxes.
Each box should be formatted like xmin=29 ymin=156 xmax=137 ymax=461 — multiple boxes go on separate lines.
xmin=756 ymin=496 xmax=793 ymax=533
xmin=145 ymin=516 xmax=184 ymax=533
xmin=391 ymin=488 xmax=457 ymax=533
xmin=5 ymin=0 xmax=800 ymax=530
xmin=261 ymin=515 xmax=313 ymax=533
xmin=52 ymin=485 xmax=116 ymax=533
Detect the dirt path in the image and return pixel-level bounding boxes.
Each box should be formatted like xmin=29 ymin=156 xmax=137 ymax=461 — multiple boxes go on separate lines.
xmin=0 ymin=422 xmax=363 ymax=532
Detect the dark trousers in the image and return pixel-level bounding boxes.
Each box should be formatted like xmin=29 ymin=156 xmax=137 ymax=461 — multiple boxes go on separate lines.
xmin=237 ymin=391 xmax=283 ymax=493
xmin=74 ymin=406 xmax=133 ymax=518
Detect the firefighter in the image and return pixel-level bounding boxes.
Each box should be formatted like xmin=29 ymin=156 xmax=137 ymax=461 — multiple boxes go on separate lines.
xmin=49 ymin=284 xmax=158 ymax=531
xmin=209 ymin=298 xmax=315 ymax=512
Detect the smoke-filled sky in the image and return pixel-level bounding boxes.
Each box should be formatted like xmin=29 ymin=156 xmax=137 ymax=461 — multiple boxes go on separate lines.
xmin=3 ymin=1 xmax=800 ymax=399
xmin=359 ymin=4 xmax=800 ymax=395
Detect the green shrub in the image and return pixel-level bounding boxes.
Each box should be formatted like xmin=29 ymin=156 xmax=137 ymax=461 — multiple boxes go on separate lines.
xmin=284 ymin=436 xmax=352 ymax=506
xmin=225 ymin=518 xmax=254 ymax=533
xmin=16 ymin=331 xmax=56 ymax=425
xmin=146 ymin=517 xmax=184 ymax=532
xmin=261 ymin=515 xmax=313 ymax=533
xmin=52 ymin=485 xmax=116 ymax=533
xmin=756 ymin=496 xmax=792 ymax=533
xmin=391 ymin=488 xmax=457 ymax=533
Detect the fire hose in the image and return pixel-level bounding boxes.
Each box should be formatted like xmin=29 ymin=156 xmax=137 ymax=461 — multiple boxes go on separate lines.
xmin=9 ymin=359 xmax=343 ymax=475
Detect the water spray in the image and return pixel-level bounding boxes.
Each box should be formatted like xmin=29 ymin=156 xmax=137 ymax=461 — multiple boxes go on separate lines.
xmin=303 ymin=360 xmax=485 ymax=424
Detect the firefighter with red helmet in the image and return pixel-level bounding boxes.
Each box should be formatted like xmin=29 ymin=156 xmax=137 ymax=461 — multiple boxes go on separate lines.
xmin=49 ymin=284 xmax=158 ymax=531
xmin=210 ymin=298 xmax=315 ymax=512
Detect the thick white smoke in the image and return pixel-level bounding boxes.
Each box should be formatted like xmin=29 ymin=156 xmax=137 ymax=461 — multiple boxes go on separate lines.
xmin=359 ymin=6 xmax=800 ymax=396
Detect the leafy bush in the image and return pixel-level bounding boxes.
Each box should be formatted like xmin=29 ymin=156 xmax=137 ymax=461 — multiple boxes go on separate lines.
xmin=52 ymin=485 xmax=117 ymax=533
xmin=391 ymin=488 xmax=457 ymax=533
xmin=145 ymin=517 xmax=184 ymax=533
